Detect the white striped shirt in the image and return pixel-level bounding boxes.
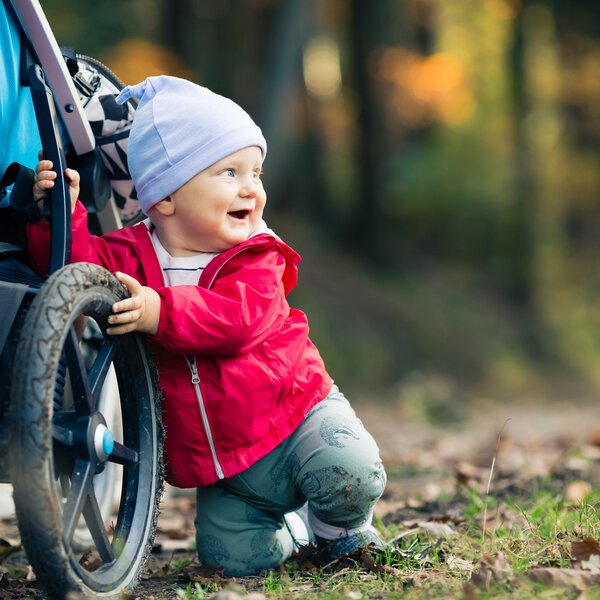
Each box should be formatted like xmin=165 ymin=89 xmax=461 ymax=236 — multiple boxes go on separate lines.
xmin=147 ymin=219 xmax=277 ymax=287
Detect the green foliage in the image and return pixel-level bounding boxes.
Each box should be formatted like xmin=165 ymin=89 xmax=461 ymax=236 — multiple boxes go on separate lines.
xmin=168 ymin=557 xmax=194 ymax=575
xmin=262 ymin=570 xmax=285 ymax=594
xmin=42 ymin=0 xmax=158 ymax=56
xmin=286 ymin=220 xmax=538 ymax=395
xmin=175 ymin=581 xmax=206 ymax=599
xmin=36 ymin=0 xmax=600 ymax=394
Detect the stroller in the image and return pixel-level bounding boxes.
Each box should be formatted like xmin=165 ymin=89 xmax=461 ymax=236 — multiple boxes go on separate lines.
xmin=0 ymin=0 xmax=163 ymax=598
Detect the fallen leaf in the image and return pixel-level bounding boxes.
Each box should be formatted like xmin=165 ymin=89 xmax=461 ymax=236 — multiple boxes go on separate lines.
xmin=581 ymin=555 xmax=600 ymax=573
xmin=418 ymin=521 xmax=456 ymax=539
xmin=526 ymin=567 xmax=600 ymax=591
xmin=571 ymin=538 xmax=600 ymax=565
xmin=454 ymin=461 xmax=486 ymax=487
xmin=360 ymin=548 xmax=403 ymax=577
xmin=187 ymin=563 xmax=226 ymax=584
xmin=447 ymin=554 xmax=475 ymax=572
xmin=389 ymin=528 xmax=420 ymax=543
xmin=79 ymin=550 xmax=102 ymax=572
xmin=469 ymin=552 xmax=512 ymax=590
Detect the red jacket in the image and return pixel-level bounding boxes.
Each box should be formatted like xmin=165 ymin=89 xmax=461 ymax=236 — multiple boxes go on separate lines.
xmin=28 ymin=202 xmax=333 ymax=487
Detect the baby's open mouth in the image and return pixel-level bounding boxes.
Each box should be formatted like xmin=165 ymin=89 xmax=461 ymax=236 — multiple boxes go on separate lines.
xmin=228 ymin=209 xmax=250 ymax=220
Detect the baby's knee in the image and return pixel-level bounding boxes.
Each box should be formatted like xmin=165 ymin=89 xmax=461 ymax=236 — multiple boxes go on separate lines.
xmin=300 ymin=448 xmax=386 ymax=528
xmin=360 ymin=455 xmax=387 ymax=501
xmin=316 ymin=455 xmax=385 ymax=501
xmin=302 ymin=430 xmax=386 ymax=497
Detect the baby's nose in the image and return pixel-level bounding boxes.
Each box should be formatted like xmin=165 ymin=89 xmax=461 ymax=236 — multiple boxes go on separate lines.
xmin=240 ymin=178 xmax=258 ymax=197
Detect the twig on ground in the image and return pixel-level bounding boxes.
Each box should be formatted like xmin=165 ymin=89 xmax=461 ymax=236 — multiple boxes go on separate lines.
xmin=482 ymin=418 xmax=511 ymax=541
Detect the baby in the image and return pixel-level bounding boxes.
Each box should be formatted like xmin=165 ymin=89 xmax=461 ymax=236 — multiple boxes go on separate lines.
xmin=30 ymin=76 xmax=386 ymax=576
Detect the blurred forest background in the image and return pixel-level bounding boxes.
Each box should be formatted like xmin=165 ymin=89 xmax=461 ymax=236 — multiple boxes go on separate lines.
xmin=43 ymin=0 xmax=600 ymax=410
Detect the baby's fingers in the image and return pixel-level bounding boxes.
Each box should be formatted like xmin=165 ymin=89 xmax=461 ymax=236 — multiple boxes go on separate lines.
xmin=114 ymin=271 xmax=143 ymax=295
xmin=112 ymin=296 xmax=141 ymax=315
xmin=34 ymin=179 xmax=54 ymax=193
xmin=35 ymin=159 xmax=53 ymax=173
xmin=106 ymin=321 xmax=138 ymax=336
xmin=33 ymin=169 xmax=57 ymax=201
xmin=106 ymin=306 xmax=142 ymax=335
xmin=108 ymin=308 xmax=139 ymax=323
xmin=65 ymin=168 xmax=80 ymax=187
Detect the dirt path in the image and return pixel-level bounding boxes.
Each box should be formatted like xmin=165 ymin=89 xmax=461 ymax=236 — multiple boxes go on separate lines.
xmin=0 ymin=398 xmax=598 ymax=598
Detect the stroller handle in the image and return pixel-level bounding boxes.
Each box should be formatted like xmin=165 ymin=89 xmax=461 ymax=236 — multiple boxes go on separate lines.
xmin=11 ymin=0 xmax=95 ymax=157
xmin=28 ymin=62 xmax=71 ymax=272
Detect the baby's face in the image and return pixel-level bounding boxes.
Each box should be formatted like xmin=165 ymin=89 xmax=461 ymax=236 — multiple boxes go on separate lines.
xmin=166 ymin=146 xmax=266 ymax=254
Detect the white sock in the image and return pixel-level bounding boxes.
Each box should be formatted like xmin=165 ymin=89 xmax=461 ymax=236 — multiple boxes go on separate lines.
xmin=308 ymin=509 xmax=374 ymax=541
xmin=284 ymin=511 xmax=312 ymax=547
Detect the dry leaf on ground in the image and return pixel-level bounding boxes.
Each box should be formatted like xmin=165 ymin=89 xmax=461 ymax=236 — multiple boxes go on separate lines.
xmin=360 ymin=548 xmax=404 ymax=577
xmin=417 ymin=521 xmax=456 ymax=539
xmin=525 ymin=567 xmax=600 ymax=591
xmin=571 ymin=538 xmax=600 ymax=565
xmin=581 ymin=555 xmax=600 ymax=573
xmin=446 ymin=554 xmax=475 ymax=573
xmin=468 ymin=552 xmax=513 ymax=590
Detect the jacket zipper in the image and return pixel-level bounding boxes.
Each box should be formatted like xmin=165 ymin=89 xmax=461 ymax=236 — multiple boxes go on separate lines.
xmin=188 ymin=237 xmax=276 ymax=479
xmin=146 ymin=225 xmax=231 ymax=481
xmin=185 ymin=355 xmax=225 ymax=480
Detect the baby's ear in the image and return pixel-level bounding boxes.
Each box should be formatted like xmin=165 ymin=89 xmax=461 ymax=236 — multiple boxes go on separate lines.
xmin=151 ymin=196 xmax=175 ymax=216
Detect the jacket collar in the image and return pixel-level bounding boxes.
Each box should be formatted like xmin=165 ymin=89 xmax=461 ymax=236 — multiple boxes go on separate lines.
xmin=200 ymin=233 xmax=300 ymax=291
xmin=118 ymin=223 xmax=301 ymax=292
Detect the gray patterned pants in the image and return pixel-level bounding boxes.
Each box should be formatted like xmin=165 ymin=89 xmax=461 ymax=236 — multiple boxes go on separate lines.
xmin=195 ymin=385 xmax=386 ymax=575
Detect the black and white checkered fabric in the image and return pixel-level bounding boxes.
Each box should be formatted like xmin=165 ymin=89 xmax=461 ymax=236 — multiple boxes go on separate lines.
xmin=75 ymin=56 xmax=141 ymax=225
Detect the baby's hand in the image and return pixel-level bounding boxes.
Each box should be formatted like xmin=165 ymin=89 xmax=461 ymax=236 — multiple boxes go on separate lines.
xmin=33 ymin=159 xmax=80 ymax=214
xmin=107 ymin=272 xmax=161 ymax=336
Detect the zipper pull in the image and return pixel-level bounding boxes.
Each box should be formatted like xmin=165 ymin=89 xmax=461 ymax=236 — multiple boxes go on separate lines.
xmin=188 ymin=357 xmax=200 ymax=384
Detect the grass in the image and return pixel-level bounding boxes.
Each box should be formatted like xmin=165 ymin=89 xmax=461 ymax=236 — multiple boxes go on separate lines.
xmin=161 ymin=408 xmax=600 ymax=600
xmin=170 ymin=478 xmax=600 ymax=599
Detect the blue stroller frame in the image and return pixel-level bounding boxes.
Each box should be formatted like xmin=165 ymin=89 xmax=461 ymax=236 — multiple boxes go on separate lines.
xmin=0 ymin=1 xmax=162 ymax=598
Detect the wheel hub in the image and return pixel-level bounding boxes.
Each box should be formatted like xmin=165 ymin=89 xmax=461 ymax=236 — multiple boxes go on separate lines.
xmin=93 ymin=424 xmax=114 ymax=461
xmin=53 ymin=411 xmax=115 ymax=470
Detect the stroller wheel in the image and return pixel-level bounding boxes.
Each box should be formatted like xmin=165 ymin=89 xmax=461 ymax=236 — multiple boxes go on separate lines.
xmin=9 ymin=263 xmax=163 ymax=599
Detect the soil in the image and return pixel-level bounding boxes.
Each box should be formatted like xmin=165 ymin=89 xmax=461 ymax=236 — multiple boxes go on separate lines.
xmin=0 ymin=397 xmax=598 ymax=599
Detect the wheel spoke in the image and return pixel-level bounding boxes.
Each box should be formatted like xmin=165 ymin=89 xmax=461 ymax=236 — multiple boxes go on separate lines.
xmin=82 ymin=489 xmax=115 ymax=563
xmin=59 ymin=475 xmax=70 ymax=498
xmin=64 ymin=328 xmax=94 ymax=415
xmin=52 ymin=422 xmax=74 ymax=447
xmin=87 ymin=339 xmax=117 ymax=405
xmin=109 ymin=441 xmax=138 ymax=466
xmin=62 ymin=458 xmax=94 ymax=544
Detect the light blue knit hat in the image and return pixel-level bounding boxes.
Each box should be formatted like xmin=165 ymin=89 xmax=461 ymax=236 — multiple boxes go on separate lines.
xmin=116 ymin=76 xmax=267 ymax=214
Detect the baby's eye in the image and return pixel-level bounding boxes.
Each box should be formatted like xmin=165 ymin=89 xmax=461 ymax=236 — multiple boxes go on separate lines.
xmin=223 ymin=168 xmax=235 ymax=177
xmin=253 ymin=168 xmax=263 ymax=179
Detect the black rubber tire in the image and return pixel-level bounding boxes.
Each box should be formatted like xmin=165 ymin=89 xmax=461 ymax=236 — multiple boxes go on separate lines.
xmin=9 ymin=263 xmax=163 ymax=599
